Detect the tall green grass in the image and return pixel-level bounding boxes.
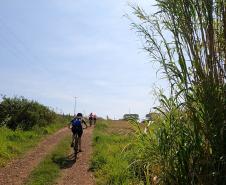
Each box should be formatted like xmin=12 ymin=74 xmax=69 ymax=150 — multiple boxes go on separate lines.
xmin=129 ymin=0 xmax=226 ymax=184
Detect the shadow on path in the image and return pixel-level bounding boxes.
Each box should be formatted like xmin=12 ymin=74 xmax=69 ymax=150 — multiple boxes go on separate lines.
xmin=52 ymin=153 xmax=78 ymax=169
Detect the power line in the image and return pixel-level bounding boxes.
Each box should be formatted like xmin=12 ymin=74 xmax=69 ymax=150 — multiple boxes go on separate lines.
xmin=0 ymin=16 xmax=49 ymax=73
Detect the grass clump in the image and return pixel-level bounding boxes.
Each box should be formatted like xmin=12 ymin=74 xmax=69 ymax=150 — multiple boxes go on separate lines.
xmin=25 ymin=135 xmax=71 ymax=185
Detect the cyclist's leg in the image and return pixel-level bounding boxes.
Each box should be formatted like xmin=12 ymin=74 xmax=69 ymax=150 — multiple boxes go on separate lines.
xmin=73 ymin=133 xmax=79 ymax=153
xmin=89 ymin=119 xmax=92 ymax=126
xmin=78 ymin=127 xmax=83 ymax=151
xmin=71 ymin=133 xmax=75 ymax=147
xmin=78 ymin=137 xmax=82 ymax=151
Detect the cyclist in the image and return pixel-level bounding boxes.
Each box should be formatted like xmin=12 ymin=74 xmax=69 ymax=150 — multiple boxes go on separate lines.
xmin=88 ymin=113 xmax=93 ymax=126
xmin=69 ymin=113 xmax=87 ymax=152
xmin=93 ymin=113 xmax=97 ymax=125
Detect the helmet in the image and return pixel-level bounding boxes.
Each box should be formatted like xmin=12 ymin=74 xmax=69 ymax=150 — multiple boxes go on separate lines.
xmin=76 ymin=113 xmax=83 ymax=117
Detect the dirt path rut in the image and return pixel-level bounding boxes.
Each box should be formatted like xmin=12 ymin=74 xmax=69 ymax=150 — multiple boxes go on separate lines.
xmin=55 ymin=127 xmax=94 ymax=185
xmin=0 ymin=127 xmax=69 ymax=185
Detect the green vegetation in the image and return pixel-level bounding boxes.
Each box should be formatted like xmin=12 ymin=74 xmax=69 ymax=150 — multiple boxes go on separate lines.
xmin=0 ymin=96 xmax=71 ymax=167
xmin=128 ymin=0 xmax=226 ymax=184
xmin=0 ymin=96 xmax=62 ymax=130
xmin=0 ymin=119 xmax=68 ymax=167
xmin=91 ymin=120 xmax=142 ymax=185
xmin=25 ymin=135 xmax=71 ymax=185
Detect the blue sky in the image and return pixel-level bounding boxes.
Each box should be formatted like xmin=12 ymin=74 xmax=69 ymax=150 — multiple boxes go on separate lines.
xmin=0 ymin=0 xmax=165 ymax=119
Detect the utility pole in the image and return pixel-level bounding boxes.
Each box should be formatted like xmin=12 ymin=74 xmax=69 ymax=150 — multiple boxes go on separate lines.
xmin=74 ymin=96 xmax=78 ymax=116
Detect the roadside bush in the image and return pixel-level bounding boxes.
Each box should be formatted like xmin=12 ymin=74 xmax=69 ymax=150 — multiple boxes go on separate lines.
xmin=0 ymin=96 xmax=57 ymax=130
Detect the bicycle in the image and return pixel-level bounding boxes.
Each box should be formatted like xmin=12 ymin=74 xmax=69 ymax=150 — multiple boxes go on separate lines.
xmin=89 ymin=119 xmax=93 ymax=126
xmin=88 ymin=113 xmax=93 ymax=127
xmin=72 ymin=125 xmax=87 ymax=155
xmin=72 ymin=132 xmax=79 ymax=154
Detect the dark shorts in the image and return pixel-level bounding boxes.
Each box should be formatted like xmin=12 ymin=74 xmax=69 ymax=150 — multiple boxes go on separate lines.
xmin=71 ymin=125 xmax=83 ymax=137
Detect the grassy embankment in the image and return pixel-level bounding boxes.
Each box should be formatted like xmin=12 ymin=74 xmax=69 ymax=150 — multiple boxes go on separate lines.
xmin=91 ymin=120 xmax=142 ymax=185
xmin=0 ymin=119 xmax=68 ymax=167
xmin=25 ymin=135 xmax=72 ymax=185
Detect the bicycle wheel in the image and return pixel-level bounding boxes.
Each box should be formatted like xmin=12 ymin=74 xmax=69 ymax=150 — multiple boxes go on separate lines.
xmin=73 ymin=133 xmax=79 ymax=154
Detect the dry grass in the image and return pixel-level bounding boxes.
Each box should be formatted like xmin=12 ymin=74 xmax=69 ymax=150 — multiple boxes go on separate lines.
xmin=107 ymin=120 xmax=135 ymax=135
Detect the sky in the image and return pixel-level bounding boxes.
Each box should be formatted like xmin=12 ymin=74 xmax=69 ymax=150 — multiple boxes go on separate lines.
xmin=0 ymin=0 xmax=166 ymax=119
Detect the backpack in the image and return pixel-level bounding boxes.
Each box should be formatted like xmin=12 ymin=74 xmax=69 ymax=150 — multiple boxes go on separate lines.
xmin=72 ymin=118 xmax=81 ymax=127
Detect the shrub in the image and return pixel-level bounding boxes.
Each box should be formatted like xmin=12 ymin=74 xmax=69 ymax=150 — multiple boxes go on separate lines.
xmin=0 ymin=96 xmax=57 ymax=130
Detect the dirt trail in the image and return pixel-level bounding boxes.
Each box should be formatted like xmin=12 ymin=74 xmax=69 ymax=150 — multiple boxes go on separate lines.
xmin=55 ymin=126 xmax=94 ymax=185
xmin=0 ymin=127 xmax=70 ymax=185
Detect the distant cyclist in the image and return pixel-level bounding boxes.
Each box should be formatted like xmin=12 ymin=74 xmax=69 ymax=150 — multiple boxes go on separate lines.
xmin=88 ymin=113 xmax=93 ymax=126
xmin=93 ymin=113 xmax=97 ymax=125
xmin=69 ymin=113 xmax=87 ymax=152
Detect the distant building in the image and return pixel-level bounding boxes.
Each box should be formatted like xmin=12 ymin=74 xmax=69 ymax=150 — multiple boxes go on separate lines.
xmin=123 ymin=114 xmax=139 ymax=120
xmin=145 ymin=112 xmax=160 ymax=121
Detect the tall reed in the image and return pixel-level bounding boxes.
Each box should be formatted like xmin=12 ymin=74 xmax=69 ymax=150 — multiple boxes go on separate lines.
xmin=130 ymin=0 xmax=226 ymax=184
